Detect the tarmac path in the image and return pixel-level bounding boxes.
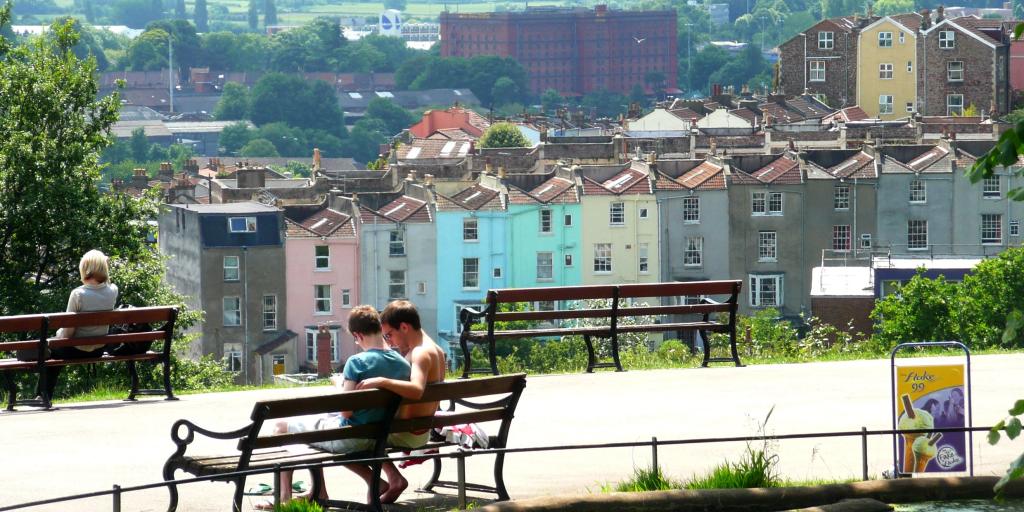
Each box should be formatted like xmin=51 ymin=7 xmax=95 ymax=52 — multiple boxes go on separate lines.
xmin=1 ymin=354 xmax=1023 ymax=511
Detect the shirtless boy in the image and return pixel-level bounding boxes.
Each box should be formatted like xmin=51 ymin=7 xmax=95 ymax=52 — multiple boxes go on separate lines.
xmin=357 ymin=299 xmax=447 ymax=504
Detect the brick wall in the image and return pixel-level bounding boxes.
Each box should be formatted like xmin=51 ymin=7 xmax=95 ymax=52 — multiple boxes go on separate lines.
xmin=779 ymin=19 xmax=859 ymax=108
xmin=810 ymin=296 xmax=875 ymax=338
xmin=917 ymin=24 xmax=1000 ymax=116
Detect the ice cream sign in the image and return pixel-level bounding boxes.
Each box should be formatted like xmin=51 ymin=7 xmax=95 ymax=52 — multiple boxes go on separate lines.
xmin=895 ymin=364 xmax=967 ymax=473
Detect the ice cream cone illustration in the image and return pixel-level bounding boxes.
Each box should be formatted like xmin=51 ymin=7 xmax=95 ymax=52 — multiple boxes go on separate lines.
xmin=898 ymin=394 xmax=934 ymax=473
xmin=913 ymin=432 xmax=942 ymax=473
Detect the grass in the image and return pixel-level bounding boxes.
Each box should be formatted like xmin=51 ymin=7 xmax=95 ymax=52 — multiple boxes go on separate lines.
xmin=685 ymin=447 xmax=779 ymax=490
xmin=56 ymin=381 xmax=307 ymax=404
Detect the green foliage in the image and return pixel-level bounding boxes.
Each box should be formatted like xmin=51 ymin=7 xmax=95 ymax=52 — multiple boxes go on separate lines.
xmin=582 ymin=88 xmax=628 ymax=118
xmin=869 ymin=273 xmax=960 ymax=351
xmin=541 ymin=88 xmax=562 ymax=113
xmin=384 ymin=0 xmax=407 ymax=10
xmin=738 ymin=308 xmax=799 ymax=357
xmin=491 ymin=76 xmax=520 ymax=107
xmin=479 ymin=122 xmax=530 ymax=149
xmin=344 ymin=118 xmax=387 ymax=164
xmin=989 ymin=400 xmax=1024 ymax=494
xmin=214 ymin=82 xmax=250 ymax=120
xmin=248 ymin=0 xmax=259 ymax=30
xmin=396 ymin=55 xmax=527 ymax=107
xmin=613 ymin=466 xmax=680 ymax=492
xmin=250 ymin=73 xmax=346 ymax=135
xmin=130 ymin=127 xmax=151 ymax=161
xmin=264 ymin=0 xmax=278 ymax=27
xmin=240 ymin=138 xmax=280 ymax=157
xmin=219 ymin=121 xmax=255 ymax=155
xmin=365 ymin=97 xmax=416 ymax=136
xmin=274 ymin=499 xmax=323 ymax=512
xmin=194 ymin=0 xmax=208 ymax=32
xmin=685 ymin=446 xmax=780 ymax=489
xmin=872 ymin=0 xmax=913 ymax=16
xmin=109 ymin=0 xmax=165 ymax=29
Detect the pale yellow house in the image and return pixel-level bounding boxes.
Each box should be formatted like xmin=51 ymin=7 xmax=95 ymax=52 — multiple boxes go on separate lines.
xmin=578 ymin=160 xmax=660 ymax=286
xmin=857 ymin=15 xmax=920 ymax=119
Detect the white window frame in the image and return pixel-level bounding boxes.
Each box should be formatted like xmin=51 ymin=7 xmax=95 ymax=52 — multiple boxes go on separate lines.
xmin=314 ymin=284 xmax=332 ymax=314
xmin=818 ymin=31 xmax=834 ymax=49
xmin=982 ymin=214 xmax=1002 ymax=245
xmin=833 ymin=225 xmax=852 ymax=252
xmin=388 ymin=270 xmax=406 ymax=299
xmin=223 ymin=255 xmax=240 ymax=282
xmin=809 ymin=60 xmax=826 ymax=82
xmin=947 ymin=94 xmax=964 ymax=116
xmin=878 ymin=32 xmax=893 ymax=48
xmin=638 ymin=243 xmax=649 ymax=274
xmin=224 ymin=343 xmax=243 ymax=372
xmin=879 ymin=63 xmax=893 ymax=79
xmin=684 ymin=237 xmax=703 ymax=267
xmin=593 ymin=243 xmax=612 ymax=273
xmin=939 ymin=30 xmax=955 ymax=49
xmin=416 ymin=281 xmax=427 ymax=294
xmin=262 ymin=294 xmax=277 ymax=331
xmin=1010 ymin=220 xmax=1020 ymax=237
xmin=907 ymin=61 xmax=913 ymax=73
xmin=314 ymin=245 xmax=330 ymax=270
xmin=983 ymin=176 xmax=1001 ymax=198
xmin=682 ymin=196 xmax=700 ymax=223
xmin=539 ymin=209 xmax=553 ymax=234
xmin=749 ymin=274 xmax=783 ymax=307
xmin=492 ymin=267 xmax=503 ymax=279
xmin=879 ymin=95 xmax=894 ymax=114
xmin=463 ymin=217 xmax=478 ymax=242
xmin=758 ymin=231 xmax=777 ymax=262
xmin=609 ymin=202 xmax=625 ymax=225
xmin=389 ymin=230 xmax=405 ymax=256
xmin=767 ymin=192 xmax=782 ymax=215
xmin=228 ymin=216 xmax=257 ymax=233
xmin=305 ymin=328 xmax=340 ymax=363
xmin=223 ymin=296 xmax=241 ymax=326
xmin=906 ymin=102 xmax=915 ymax=113
xmin=463 ymin=257 xmax=480 ymax=289
xmin=834 ymin=185 xmax=850 ymax=210
xmin=947 ymin=61 xmax=964 ymax=82
xmin=860 ymin=233 xmax=873 ymax=249
xmin=564 ymin=254 xmax=574 ymax=267
xmin=908 ymin=220 xmax=928 ymax=250
xmin=341 ymin=289 xmax=351 ymax=307
xmin=910 ymin=179 xmax=926 ymax=203
xmin=638 ymin=207 xmax=649 ymax=219
xmin=564 ymin=213 xmax=573 ymax=226
xmin=536 ymin=251 xmax=554 ymax=281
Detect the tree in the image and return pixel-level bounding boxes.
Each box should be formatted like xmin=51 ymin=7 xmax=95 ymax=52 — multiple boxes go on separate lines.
xmin=365 ymin=98 xmax=416 ymax=136
xmin=478 ymin=122 xmax=530 ymax=149
xmin=258 ymin=122 xmax=307 ymax=156
xmin=125 ymin=28 xmax=170 ymax=70
xmin=264 ymin=0 xmax=278 ymax=26
xmin=248 ymin=0 xmax=259 ymax=31
xmin=872 ymin=0 xmax=912 ymax=15
xmin=151 ymin=0 xmax=163 ymax=20
xmin=869 ymin=272 xmax=960 ymax=352
xmin=130 ymin=128 xmax=151 ymax=162
xmin=581 ymin=88 xmax=628 ymax=118
xmin=249 ymin=73 xmax=346 ymax=135
xmin=175 ymin=0 xmax=186 ymax=18
xmin=630 ymin=83 xmax=647 ymax=105
xmin=541 ymin=88 xmax=562 ymax=113
xmin=83 ymin=0 xmax=95 ymax=23
xmin=219 ymin=122 xmax=254 ymax=155
xmin=490 ymin=76 xmax=521 ymax=107
xmin=344 ymin=119 xmax=387 ymax=164
xmin=213 ymin=82 xmax=249 ymax=120
xmin=240 ymin=138 xmax=279 ymax=157
xmin=194 ymin=0 xmax=208 ymax=32
xmin=110 ymin=0 xmax=165 ymax=29
xmin=384 ymin=0 xmax=407 ymax=10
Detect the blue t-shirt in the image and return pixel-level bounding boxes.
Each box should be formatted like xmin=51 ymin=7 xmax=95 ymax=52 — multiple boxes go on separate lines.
xmin=342 ymin=348 xmax=411 ymax=425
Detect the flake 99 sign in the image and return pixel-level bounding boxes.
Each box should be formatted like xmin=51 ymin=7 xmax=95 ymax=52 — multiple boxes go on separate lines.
xmin=896 ymin=364 xmax=966 ymax=473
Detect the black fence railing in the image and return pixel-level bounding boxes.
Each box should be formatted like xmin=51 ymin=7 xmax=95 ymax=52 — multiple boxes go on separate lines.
xmin=0 ymin=425 xmax=1003 ymax=512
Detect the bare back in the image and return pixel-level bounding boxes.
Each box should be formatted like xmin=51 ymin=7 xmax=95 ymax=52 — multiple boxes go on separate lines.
xmin=398 ymin=333 xmax=447 ymax=419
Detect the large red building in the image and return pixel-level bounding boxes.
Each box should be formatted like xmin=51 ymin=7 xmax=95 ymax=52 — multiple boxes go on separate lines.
xmin=440 ymin=5 xmax=678 ymax=97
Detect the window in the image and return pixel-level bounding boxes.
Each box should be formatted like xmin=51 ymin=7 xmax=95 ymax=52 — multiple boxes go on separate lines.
xmin=879 ymin=63 xmax=893 ymax=79
xmin=834 ymin=185 xmax=850 ymax=210
xmin=537 ymin=252 xmax=553 ymax=280
xmin=305 ymin=329 xmax=339 ymax=363
xmin=684 ymin=237 xmax=703 ymax=267
xmin=463 ymin=217 xmax=478 ymax=241
xmin=878 ymin=32 xmax=893 ymax=48
xmin=594 ymin=243 xmax=612 ymax=273
xmin=609 ymin=202 xmax=625 ymax=225
xmin=906 ymin=102 xmax=915 ymax=113
xmin=638 ymin=243 xmax=649 ymax=273
xmin=758 ymin=231 xmax=777 ymax=262
xmin=752 ymin=192 xmax=782 ymax=215
xmin=939 ymin=30 xmax=955 ymax=49
xmin=749 ymin=275 xmax=783 ymax=307
xmin=947 ymin=61 xmax=963 ymax=82
xmin=908 ymin=220 xmax=928 ymax=250
xmin=638 ymin=207 xmax=649 ymax=219
xmin=947 ymin=94 xmax=964 ymax=116
xmin=492 ymin=267 xmax=503 ymax=278
xmin=907 ymin=61 xmax=913 ymax=73
xmin=389 ymin=230 xmax=405 ymax=256
xmin=818 ymin=31 xmax=834 ymax=49
xmin=228 ymin=216 xmax=257 ymax=233
xmin=341 ymin=289 xmax=350 ymax=307
xmin=314 ymin=285 xmax=331 ymax=313
xmin=899 ymin=32 xmax=905 ymax=44
xmin=314 ymin=245 xmax=329 ymax=270
xmin=768 ymin=192 xmax=782 ymax=214
xmin=752 ymin=192 xmax=765 ymax=214
xmin=262 ymin=295 xmax=277 ymax=331
xmin=564 ymin=213 xmax=573 ymax=226
xmin=1011 ymin=220 xmax=1020 ymax=237
xmin=833 ymin=225 xmax=852 ymax=252
xmin=223 ymin=256 xmax=239 ymax=281
xmin=879 ymin=95 xmax=894 ymax=114
xmin=416 ymin=281 xmax=427 ymax=294
xmin=682 ymin=196 xmax=700 ymax=223
xmin=860 ymin=233 xmax=873 ymax=249
xmin=910 ymin=179 xmax=926 ymax=203
xmin=388 ymin=271 xmax=406 ymax=299
xmin=809 ymin=60 xmax=826 ymax=82
xmin=539 ymin=209 xmax=552 ymax=233
xmin=225 ymin=343 xmax=242 ymax=372
xmin=223 ymin=297 xmax=241 ymax=326
xmin=463 ymin=258 xmax=479 ymax=288
xmin=982 ymin=214 xmax=1002 ymax=244
xmin=983 ymin=176 xmax=1001 ymax=198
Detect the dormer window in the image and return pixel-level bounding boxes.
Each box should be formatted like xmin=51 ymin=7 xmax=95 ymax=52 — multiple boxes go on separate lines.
xmin=818 ymin=31 xmax=834 ymax=49
xmin=939 ymin=30 xmax=955 ymax=49
xmin=878 ymin=32 xmax=893 ymax=48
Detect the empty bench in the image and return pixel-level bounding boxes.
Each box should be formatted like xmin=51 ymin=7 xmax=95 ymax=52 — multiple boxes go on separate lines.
xmin=0 ymin=306 xmax=179 ymax=410
xmin=162 ymin=373 xmax=527 ymax=512
xmin=458 ymin=280 xmax=743 ymax=377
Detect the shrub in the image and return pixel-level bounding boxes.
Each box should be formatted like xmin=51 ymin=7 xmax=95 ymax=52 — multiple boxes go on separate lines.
xmin=613 ymin=466 xmax=680 ymax=492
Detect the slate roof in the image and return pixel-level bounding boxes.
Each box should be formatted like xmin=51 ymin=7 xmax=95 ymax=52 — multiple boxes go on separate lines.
xmin=882 ymin=145 xmax=951 ymax=173
xmin=397 ymin=139 xmax=473 ymax=160
xmin=581 ymin=164 xmax=652 ymax=196
xmin=824 ymin=106 xmax=870 ymax=123
xmin=285 ymin=207 xmax=355 ymax=238
xmin=731 ymin=154 xmax=803 ymax=185
xmin=360 ymin=196 xmax=432 ymax=223
xmin=803 ymin=150 xmax=876 ymax=179
xmin=508 ymin=176 xmax=577 ymax=205
xmin=436 ymin=184 xmax=504 ymax=211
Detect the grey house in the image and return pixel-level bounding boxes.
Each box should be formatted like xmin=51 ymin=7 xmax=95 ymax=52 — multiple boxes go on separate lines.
xmin=951 ymin=141 xmax=1024 ymax=254
xmin=655 ymin=157 xmax=730 ymax=285
xmin=158 ymin=202 xmax=289 ymax=385
xmin=358 ymin=182 xmax=439 ymax=342
xmin=801 ymin=149 xmax=879 ymax=265
xmin=875 ymin=143 xmax=958 ymax=255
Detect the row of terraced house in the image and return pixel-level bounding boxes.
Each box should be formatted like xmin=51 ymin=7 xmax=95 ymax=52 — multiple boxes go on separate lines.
xmin=154 ymin=137 xmax=1021 ymax=383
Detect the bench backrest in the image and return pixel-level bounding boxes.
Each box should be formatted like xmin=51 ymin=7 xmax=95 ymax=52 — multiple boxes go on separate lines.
xmin=0 ymin=306 xmax=178 ymax=356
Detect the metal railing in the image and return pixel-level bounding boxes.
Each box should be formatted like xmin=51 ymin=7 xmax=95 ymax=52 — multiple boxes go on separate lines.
xmin=0 ymin=425 xmax=1002 ymax=512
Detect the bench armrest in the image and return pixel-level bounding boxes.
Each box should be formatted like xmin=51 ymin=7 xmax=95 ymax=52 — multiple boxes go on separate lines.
xmin=699 ymin=297 xmax=722 ymax=305
xmin=458 ymin=305 xmax=490 ymax=329
xmin=168 ymin=419 xmax=253 ymax=458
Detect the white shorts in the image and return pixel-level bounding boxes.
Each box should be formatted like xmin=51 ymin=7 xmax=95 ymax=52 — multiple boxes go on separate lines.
xmin=286 ymin=414 xmax=374 ymax=455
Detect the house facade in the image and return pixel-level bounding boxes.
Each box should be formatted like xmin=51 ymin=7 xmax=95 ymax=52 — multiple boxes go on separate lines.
xmin=778 ymin=16 xmax=861 ymax=108
xmin=857 ymin=16 xmax=919 ymax=119
xmin=918 ymin=17 xmax=1009 ymax=116
xmin=505 ymin=173 xmax=582 ymax=289
xmin=654 ymin=158 xmax=730 ymax=285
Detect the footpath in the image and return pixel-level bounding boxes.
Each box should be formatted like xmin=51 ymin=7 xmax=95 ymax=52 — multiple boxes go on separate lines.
xmin=1 ymin=355 xmax=1023 ymax=511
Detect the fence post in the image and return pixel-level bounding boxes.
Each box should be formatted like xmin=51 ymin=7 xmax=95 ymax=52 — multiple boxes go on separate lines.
xmin=651 ymin=436 xmax=659 ymax=470
xmin=861 ymin=427 xmax=869 ymax=481
xmin=457 ymin=451 xmax=468 ymax=510
xmin=111 ymin=485 xmax=121 ymax=512
xmin=273 ymin=464 xmax=282 ymax=508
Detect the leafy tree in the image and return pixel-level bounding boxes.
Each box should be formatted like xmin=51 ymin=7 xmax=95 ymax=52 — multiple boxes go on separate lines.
xmin=644 ymin=70 xmax=666 ymax=97
xmin=175 ymin=0 xmax=186 ymax=18
xmin=248 ymin=0 xmax=259 ymax=31
xmin=630 ymin=83 xmax=647 ymax=105
xmin=365 ymin=98 xmax=416 ymax=136
xmin=491 ymin=76 xmax=521 ymax=107
xmin=344 ymin=118 xmax=388 ymax=164
xmin=151 ymin=0 xmax=163 ymax=20
xmin=130 ymin=127 xmax=151 ymax=162
xmin=384 ymin=0 xmax=407 ymax=10
xmin=264 ymin=0 xmax=278 ymax=26
xmin=689 ymin=45 xmax=729 ymax=94
xmin=83 ymin=0 xmax=95 ymax=23
xmin=541 ymin=88 xmax=562 ymax=113
xmin=709 ymin=44 xmax=770 ymax=91
xmin=303 ymin=129 xmax=345 ymax=159
xmin=201 ymin=32 xmax=271 ymax=71
xmin=240 ymin=138 xmax=279 ymax=157
xmin=868 ymin=272 xmax=960 ymax=352
xmin=194 ymin=0 xmax=208 ymax=32
xmin=479 ymin=122 xmax=530 ymax=149
xmin=258 ymin=122 xmax=307 ymax=156
xmin=145 ymin=19 xmax=201 ymax=77
xmin=872 ymin=0 xmax=912 ymax=15
xmin=395 ymin=54 xmax=432 ymax=89
xmin=249 ymin=73 xmax=346 ymax=135
xmin=213 ymin=82 xmax=249 ymax=120
xmin=218 ymin=121 xmax=255 ymax=155
xmin=582 ymin=88 xmax=628 ymax=118
xmin=125 ymin=28 xmax=170 ymax=70
xmin=111 ymin=0 xmax=165 ymax=29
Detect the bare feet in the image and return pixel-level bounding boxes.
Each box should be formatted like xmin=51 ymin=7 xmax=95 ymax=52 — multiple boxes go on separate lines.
xmin=368 ymin=480 xmax=390 ymax=504
xmin=379 ymin=474 xmax=408 ymax=504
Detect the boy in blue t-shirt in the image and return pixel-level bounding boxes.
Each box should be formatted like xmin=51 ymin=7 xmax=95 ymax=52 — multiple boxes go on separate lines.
xmin=261 ymin=306 xmax=410 ymax=508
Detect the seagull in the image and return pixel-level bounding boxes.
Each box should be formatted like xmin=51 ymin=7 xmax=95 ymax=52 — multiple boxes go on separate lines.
xmin=633 ymin=36 xmax=646 ymax=44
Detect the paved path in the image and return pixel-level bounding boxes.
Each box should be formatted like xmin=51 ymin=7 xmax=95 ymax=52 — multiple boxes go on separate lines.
xmin=2 ymin=355 xmax=1024 ymax=511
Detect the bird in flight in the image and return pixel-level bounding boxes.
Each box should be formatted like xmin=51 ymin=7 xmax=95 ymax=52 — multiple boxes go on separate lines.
xmin=633 ymin=36 xmax=646 ymax=44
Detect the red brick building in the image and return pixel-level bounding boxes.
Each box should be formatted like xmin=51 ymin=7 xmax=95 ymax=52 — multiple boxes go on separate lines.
xmin=440 ymin=5 xmax=678 ymax=97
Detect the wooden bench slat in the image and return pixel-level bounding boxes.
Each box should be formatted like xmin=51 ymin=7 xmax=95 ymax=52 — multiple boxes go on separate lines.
xmin=492 ymin=303 xmax=732 ymax=323
xmin=250 ymin=422 xmax=386 ymax=450
xmin=47 ymin=331 xmax=166 ymax=349
xmin=42 ymin=353 xmax=162 ymax=367
xmin=411 ymin=373 xmax=525 ymax=403
xmin=0 ymin=314 xmax=45 ymax=331
xmin=466 ymin=326 xmax=611 ymax=341
xmin=391 ymin=408 xmax=506 ymax=434
xmin=617 ymin=280 xmax=741 ymax=298
xmin=0 ymin=359 xmax=37 ymax=370
xmin=617 ymin=322 xmax=731 ymax=334
xmin=491 ymin=285 xmax=617 ymax=303
xmin=0 ymin=340 xmax=45 ymax=351
xmin=47 ymin=306 xmax=176 ymax=329
xmin=254 ymin=389 xmax=399 ymax=421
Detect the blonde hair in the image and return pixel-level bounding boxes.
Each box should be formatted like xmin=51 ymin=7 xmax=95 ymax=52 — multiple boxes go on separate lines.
xmin=79 ymin=250 xmax=109 ymax=283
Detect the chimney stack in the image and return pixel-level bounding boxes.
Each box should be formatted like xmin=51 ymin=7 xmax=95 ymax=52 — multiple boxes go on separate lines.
xmin=131 ymin=168 xmax=149 ymax=189
xmin=313 ymin=148 xmax=322 ymax=172
xmin=424 ymin=173 xmax=434 ymax=187
xmin=158 ymin=162 xmax=173 ymax=180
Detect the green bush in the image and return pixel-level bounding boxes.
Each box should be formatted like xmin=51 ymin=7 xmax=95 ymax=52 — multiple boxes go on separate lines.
xmin=685 ymin=446 xmax=780 ymax=489
xmin=274 ymin=498 xmax=323 ymax=512
xmin=613 ymin=466 xmax=680 ymax=492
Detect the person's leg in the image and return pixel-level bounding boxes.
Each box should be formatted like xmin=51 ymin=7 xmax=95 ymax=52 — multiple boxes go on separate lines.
xmin=379 ymin=461 xmax=408 ymax=504
xmin=341 ymin=463 xmax=389 ymax=504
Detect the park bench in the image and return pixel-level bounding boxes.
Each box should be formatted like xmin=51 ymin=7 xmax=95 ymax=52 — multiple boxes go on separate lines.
xmin=0 ymin=306 xmax=179 ymax=411
xmin=458 ymin=280 xmax=743 ymax=378
xmin=162 ymin=373 xmax=527 ymax=512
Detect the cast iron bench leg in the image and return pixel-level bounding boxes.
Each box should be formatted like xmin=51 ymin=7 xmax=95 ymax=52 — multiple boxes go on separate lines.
xmin=163 ymin=465 xmax=179 ymax=512
xmin=730 ymin=327 xmax=743 ymax=367
xmin=700 ymin=329 xmax=711 ymax=368
xmin=460 ymin=336 xmax=472 ymax=379
xmin=3 ymin=372 xmax=15 ymax=411
xmin=163 ymin=356 xmax=178 ymax=400
xmin=584 ymin=334 xmax=596 ymax=373
xmin=610 ymin=335 xmax=624 ymax=372
xmin=488 ymin=337 xmax=499 ymax=376
xmin=494 ymin=451 xmax=510 ymax=501
xmin=126 ymin=361 xmax=139 ymax=401
xmin=232 ymin=477 xmax=245 ymax=512
xmin=419 ymin=457 xmax=443 ymax=492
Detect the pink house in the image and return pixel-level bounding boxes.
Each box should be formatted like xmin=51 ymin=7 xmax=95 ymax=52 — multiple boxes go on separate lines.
xmin=1011 ymin=39 xmax=1024 ymax=99
xmin=284 ymin=199 xmax=361 ymax=371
